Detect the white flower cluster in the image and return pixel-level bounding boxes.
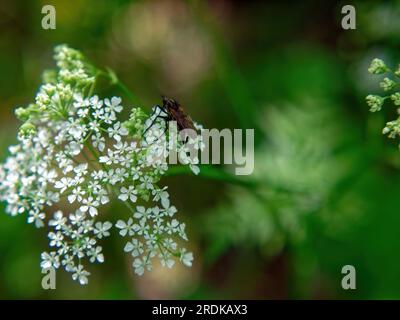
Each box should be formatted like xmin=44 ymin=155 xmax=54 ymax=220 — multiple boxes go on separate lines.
xmin=0 ymin=45 xmax=198 ymax=284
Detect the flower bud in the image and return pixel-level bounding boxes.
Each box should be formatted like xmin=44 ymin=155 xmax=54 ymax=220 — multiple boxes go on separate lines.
xmin=391 ymin=93 xmax=400 ymax=106
xmin=15 ymin=107 xmax=30 ymax=122
xmin=368 ymin=58 xmax=388 ymax=74
xmin=366 ymin=94 xmax=384 ymax=112
xmin=18 ymin=122 xmax=36 ymax=138
xmin=380 ymin=77 xmax=396 ymax=91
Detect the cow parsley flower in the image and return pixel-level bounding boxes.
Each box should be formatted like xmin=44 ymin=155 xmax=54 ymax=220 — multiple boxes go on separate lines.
xmin=118 ymin=186 xmax=138 ymax=203
xmin=0 ymin=45 xmax=201 ymax=285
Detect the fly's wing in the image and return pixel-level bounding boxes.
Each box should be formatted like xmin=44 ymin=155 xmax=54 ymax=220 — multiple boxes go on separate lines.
xmin=163 ymin=97 xmax=196 ymax=131
xmin=168 ymin=106 xmax=196 ymax=131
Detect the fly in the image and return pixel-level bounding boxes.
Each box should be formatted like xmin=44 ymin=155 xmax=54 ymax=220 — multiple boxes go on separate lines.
xmin=143 ymin=96 xmax=195 ymax=139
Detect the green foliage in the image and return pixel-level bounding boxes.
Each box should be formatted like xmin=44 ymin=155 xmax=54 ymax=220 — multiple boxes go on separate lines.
xmin=202 ymin=100 xmax=360 ymax=261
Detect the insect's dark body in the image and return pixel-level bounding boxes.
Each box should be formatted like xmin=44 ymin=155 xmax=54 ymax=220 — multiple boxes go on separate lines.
xmin=143 ymin=96 xmax=196 ymax=140
xmin=161 ymin=96 xmax=195 ymax=131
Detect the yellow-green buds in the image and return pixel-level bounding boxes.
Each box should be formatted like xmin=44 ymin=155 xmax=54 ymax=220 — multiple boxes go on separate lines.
xmin=366 ymin=94 xmax=384 ymax=112
xmin=368 ymin=58 xmax=388 ymax=74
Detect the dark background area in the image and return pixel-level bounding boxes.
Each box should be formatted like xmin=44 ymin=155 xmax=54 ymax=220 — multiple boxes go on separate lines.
xmin=1 ymin=0 xmax=400 ymax=299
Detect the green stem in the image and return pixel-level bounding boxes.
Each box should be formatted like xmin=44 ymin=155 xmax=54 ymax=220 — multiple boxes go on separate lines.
xmin=98 ymin=69 xmax=144 ymax=109
xmin=88 ymin=72 xmax=99 ymax=97
xmin=166 ymin=164 xmax=297 ymax=195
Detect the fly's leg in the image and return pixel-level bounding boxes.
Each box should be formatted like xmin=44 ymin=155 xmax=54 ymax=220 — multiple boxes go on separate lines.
xmin=143 ymin=113 xmax=170 ymax=146
xmin=142 ymin=105 xmax=167 ymax=137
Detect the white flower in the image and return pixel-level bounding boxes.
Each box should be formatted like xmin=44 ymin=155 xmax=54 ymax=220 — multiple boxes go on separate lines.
xmin=88 ymin=246 xmax=104 ymax=263
xmin=69 ymin=209 xmax=85 ymax=225
xmin=72 ymin=265 xmax=90 ymax=285
xmin=79 ymin=197 xmax=99 ymax=217
xmin=152 ymin=208 xmax=164 ymax=224
xmin=92 ymin=133 xmax=105 ymax=152
xmin=67 ymin=120 xmax=86 ymax=140
xmin=49 ymin=231 xmax=64 ymax=247
xmin=68 ymin=186 xmax=85 ymax=204
xmin=139 ymin=175 xmax=154 ymax=190
xmin=152 ymin=187 xmax=170 ymax=208
xmin=134 ymin=206 xmax=151 ymax=221
xmin=180 ymin=250 xmax=194 ymax=267
xmin=107 ymin=122 xmax=127 ymax=141
xmin=153 ymin=221 xmax=164 ymax=234
xmin=40 ymin=169 xmax=57 ymax=183
xmin=160 ymin=253 xmax=175 ymax=269
xmin=132 ymin=257 xmax=152 ymax=276
xmin=105 ymin=97 xmax=123 ymax=113
xmin=73 ymin=93 xmax=88 ymax=109
xmin=163 ymin=238 xmax=177 ymax=251
xmin=28 ymin=210 xmax=46 ymax=228
xmin=96 ymin=188 xmax=110 ymax=205
xmin=90 ymin=95 xmax=103 ymax=109
xmin=67 ymin=141 xmax=82 ymax=156
xmin=118 ymin=186 xmax=138 ymax=203
xmin=88 ymin=120 xmax=101 ymax=132
xmin=55 ymin=177 xmax=72 ymax=193
xmin=165 ymin=219 xmax=180 ymax=234
xmin=136 ymin=218 xmax=149 ymax=236
xmin=178 ymin=223 xmax=188 ymax=241
xmin=49 ymin=211 xmax=66 ymax=230
xmin=41 ymin=251 xmax=60 ymax=269
xmin=61 ymin=254 xmax=75 ymax=272
xmin=116 ymin=218 xmax=138 ymax=236
xmin=164 ymin=205 xmax=177 ymax=217
xmin=99 ymin=150 xmax=118 ymax=165
xmin=92 ymin=108 xmax=104 ymax=119
xmin=124 ymin=239 xmax=144 ymax=257
xmin=77 ymin=106 xmax=90 ymax=118
xmin=74 ymin=163 xmax=88 ymax=177
xmin=94 ymin=221 xmax=112 ymax=239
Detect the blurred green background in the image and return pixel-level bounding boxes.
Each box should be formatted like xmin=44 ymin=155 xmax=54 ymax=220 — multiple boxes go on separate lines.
xmin=1 ymin=0 xmax=400 ymax=299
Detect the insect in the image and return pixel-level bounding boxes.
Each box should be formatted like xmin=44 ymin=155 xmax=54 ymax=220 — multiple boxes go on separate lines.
xmin=143 ymin=96 xmax=196 ymax=139
xmin=161 ymin=96 xmax=195 ymax=131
